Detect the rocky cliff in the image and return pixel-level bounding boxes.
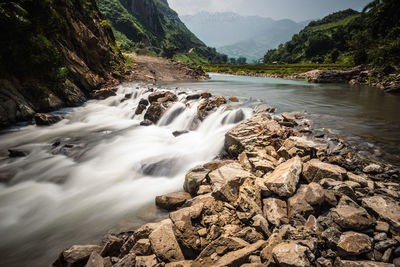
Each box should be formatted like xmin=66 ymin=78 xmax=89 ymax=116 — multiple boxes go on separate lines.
xmin=0 ymin=0 xmax=124 ymax=127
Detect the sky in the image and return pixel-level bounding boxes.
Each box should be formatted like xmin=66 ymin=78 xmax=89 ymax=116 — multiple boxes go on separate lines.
xmin=168 ymin=0 xmax=370 ymax=21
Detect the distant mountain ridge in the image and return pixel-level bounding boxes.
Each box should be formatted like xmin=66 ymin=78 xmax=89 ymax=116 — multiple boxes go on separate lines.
xmin=181 ymin=12 xmax=305 ymax=61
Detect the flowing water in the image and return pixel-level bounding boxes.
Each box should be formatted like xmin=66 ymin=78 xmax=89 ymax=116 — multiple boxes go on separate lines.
xmin=0 ymin=74 xmax=399 ymax=266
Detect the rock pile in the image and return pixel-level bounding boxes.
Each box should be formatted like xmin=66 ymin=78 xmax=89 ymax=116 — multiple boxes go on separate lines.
xmin=54 ymin=103 xmax=400 ymax=267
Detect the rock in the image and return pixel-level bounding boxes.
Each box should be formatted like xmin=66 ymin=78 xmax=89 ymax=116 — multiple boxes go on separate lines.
xmin=288 ymin=182 xmax=325 ymax=218
xmin=234 ymin=227 xmax=264 ymax=243
xmin=101 ymin=237 xmax=124 ymax=257
xmin=197 ymin=185 xmax=211 ymax=195
xmin=200 ymin=92 xmax=212 ymax=99
xmin=131 ymin=239 xmax=152 ymax=256
xmin=8 ymin=149 xmax=28 ymax=158
xmin=135 ymin=255 xmax=158 ymax=267
xmin=140 ymin=119 xmax=153 ymax=126
xmin=155 ymin=192 xmax=191 ymax=211
xmin=34 ymin=113 xmax=62 ymax=126
xmin=139 ymin=98 xmax=149 ymax=106
xmin=62 ymin=245 xmax=103 ymax=264
xmin=165 ymin=260 xmax=193 ymax=267
xmin=224 ymin=112 xmax=282 ymax=157
xmin=331 ymin=196 xmax=375 ymax=231
xmin=305 ymin=68 xmax=361 ymax=84
xmin=362 ymin=196 xmax=400 ymax=234
xmin=322 ymin=227 xmax=342 ymax=248
xmin=172 ymin=130 xmax=189 ymax=137
xmin=144 ymin=103 xmax=166 ymax=124
xmin=229 ymin=96 xmax=239 ymax=102
xmin=334 ymin=258 xmax=395 ymax=267
xmin=347 ymin=172 xmax=368 ymax=187
xmin=376 ymin=221 xmax=390 ymax=233
xmin=135 ymin=104 xmax=147 ymax=115
xmin=197 ymin=237 xmax=249 ymax=259
xmin=284 ymin=136 xmax=328 ymax=156
xmin=272 ymin=242 xmax=312 ymax=267
xmin=263 ymin=198 xmax=288 ymax=226
xmin=208 ymin=163 xmax=253 ymax=202
xmin=213 ymin=240 xmax=266 ymax=266
xmin=363 ymin=163 xmax=383 ymax=174
xmin=303 ymin=159 xmax=346 ymax=183
xmin=186 ymin=94 xmax=201 ymax=101
xmin=148 ymin=219 xmax=184 ymax=262
xmin=114 ymin=253 xmax=136 ymax=267
xmin=148 ymin=92 xmax=167 ymax=103
xmin=249 ymin=157 xmax=275 ymax=173
xmin=264 ymin=156 xmax=302 ymax=197
xmin=375 ymin=239 xmax=397 ymax=251
xmin=337 ymin=231 xmax=372 ymax=256
xmin=85 ymin=251 xmax=104 ymax=267
xmin=252 ymin=214 xmax=270 ymax=237
xmin=197 ymin=96 xmax=226 ymax=120
xmin=184 ymin=166 xmax=209 ymax=196
xmin=92 ymin=88 xmax=116 ymax=100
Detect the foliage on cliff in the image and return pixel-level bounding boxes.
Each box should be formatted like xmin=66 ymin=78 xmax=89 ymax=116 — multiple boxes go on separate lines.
xmin=98 ymin=0 xmax=227 ymax=64
xmin=264 ymin=1 xmax=400 ymax=68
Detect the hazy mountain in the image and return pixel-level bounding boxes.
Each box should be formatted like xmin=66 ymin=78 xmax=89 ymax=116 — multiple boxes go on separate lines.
xmin=181 ymin=12 xmax=305 ymax=61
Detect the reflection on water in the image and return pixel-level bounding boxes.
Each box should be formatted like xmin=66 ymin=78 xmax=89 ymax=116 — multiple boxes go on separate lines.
xmin=166 ymin=73 xmax=400 ymax=166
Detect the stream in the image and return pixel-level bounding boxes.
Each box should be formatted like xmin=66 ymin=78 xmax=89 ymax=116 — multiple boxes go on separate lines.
xmin=0 ymin=74 xmax=399 ymax=266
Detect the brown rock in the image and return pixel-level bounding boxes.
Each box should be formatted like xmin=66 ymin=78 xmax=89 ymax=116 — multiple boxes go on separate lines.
xmin=184 ymin=166 xmax=209 ymax=195
xmin=229 ymin=96 xmax=239 ymax=102
xmin=200 ymin=92 xmax=212 ymax=99
xmin=62 ymin=245 xmax=102 ymax=264
xmin=148 ymin=91 xmax=167 ymax=103
xmin=131 ymin=239 xmax=152 ymax=256
xmin=363 ymin=163 xmax=383 ymax=174
xmin=101 ymin=237 xmax=124 ymax=257
xmin=34 ymin=113 xmax=62 ymax=126
xmin=334 ymin=258 xmax=394 ymax=267
xmin=303 ymin=159 xmax=346 ymax=183
xmin=135 ymin=104 xmax=147 ymax=115
xmin=331 ymin=196 xmax=375 ymax=231
xmin=92 ymin=88 xmax=116 ymax=100
xmin=155 ymin=192 xmax=191 ymax=210
xmin=197 ymin=96 xmax=226 ymax=120
xmin=85 ymin=251 xmax=104 ymax=267
xmin=213 ymin=240 xmax=266 ymax=266
xmin=337 ymin=231 xmax=372 ymax=256
xmin=362 ymin=196 xmax=400 ymax=234
xmin=263 ymin=198 xmax=288 ymax=226
xmin=165 ymin=260 xmax=193 ymax=267
xmin=252 ymin=214 xmax=270 ymax=237
xmin=272 ymin=242 xmax=312 ymax=267
xmin=144 ymin=103 xmax=166 ymax=124
xmin=235 ymin=178 xmax=262 ymax=216
xmin=148 ymin=219 xmax=184 ymax=262
xmin=288 ymin=182 xmax=324 ymax=218
xmin=260 ymin=225 xmax=291 ymax=264
xmin=376 ymin=221 xmax=390 ymax=233
xmin=114 ymin=253 xmax=136 ymax=267
xmin=264 ymin=156 xmax=302 ymax=197
xmin=197 ymin=237 xmax=249 ymax=259
xmin=209 ymin=163 xmax=253 ymax=202
xmin=135 ymin=255 xmax=158 ymax=267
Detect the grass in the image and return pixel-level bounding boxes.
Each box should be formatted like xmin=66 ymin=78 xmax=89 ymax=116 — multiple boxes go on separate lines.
xmin=202 ymin=64 xmax=355 ymax=76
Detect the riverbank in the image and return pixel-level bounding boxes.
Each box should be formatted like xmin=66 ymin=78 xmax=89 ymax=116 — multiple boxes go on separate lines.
xmin=204 ymin=64 xmax=400 ymax=93
xmin=53 ymin=86 xmax=400 ymax=266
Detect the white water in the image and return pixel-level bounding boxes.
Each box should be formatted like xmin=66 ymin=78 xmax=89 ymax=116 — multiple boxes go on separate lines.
xmin=0 ymin=83 xmax=252 ymax=266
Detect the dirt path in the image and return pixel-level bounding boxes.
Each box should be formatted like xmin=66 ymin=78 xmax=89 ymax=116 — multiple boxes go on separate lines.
xmin=125 ymin=54 xmax=207 ymax=83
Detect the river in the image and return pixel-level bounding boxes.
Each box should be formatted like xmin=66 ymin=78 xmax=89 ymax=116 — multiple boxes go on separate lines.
xmin=0 ymin=74 xmax=399 ymax=266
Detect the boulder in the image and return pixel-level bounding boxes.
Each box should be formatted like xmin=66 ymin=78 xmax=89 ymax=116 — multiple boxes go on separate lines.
xmin=213 ymin=240 xmax=266 ymax=266
xmin=208 ymin=163 xmax=253 ymax=202
xmin=363 ymin=163 xmax=383 ymax=174
xmin=197 ymin=237 xmax=249 ymax=259
xmin=8 ymin=149 xmax=28 ymax=158
xmin=91 ymin=88 xmax=116 ymax=100
xmin=100 ymin=237 xmax=124 ymax=257
xmin=165 ymin=260 xmax=193 ymax=267
xmin=263 ymin=156 xmax=302 ymax=197
xmin=229 ymin=96 xmax=239 ymax=102
xmin=200 ymin=92 xmax=212 ymax=99
xmin=114 ymin=253 xmax=136 ymax=267
xmin=135 ymin=104 xmax=147 ymax=115
xmin=148 ymin=219 xmax=184 ymax=262
xmin=260 ymin=225 xmax=292 ymax=264
xmin=224 ymin=112 xmax=282 ymax=157
xmin=135 ymin=255 xmax=158 ymax=267
xmin=186 ymin=94 xmax=201 ymax=101
xmin=263 ymin=198 xmax=288 ymax=226
xmin=272 ymin=242 xmax=312 ymax=267
xmin=62 ymin=245 xmax=102 ymax=264
xmin=303 ymin=159 xmax=346 ymax=183
xmin=197 ymin=96 xmax=226 ymax=120
xmin=284 ymin=136 xmax=328 ymax=157
xmin=139 ymin=98 xmax=149 ymax=106
xmin=155 ymin=192 xmax=191 ymax=211
xmin=148 ymin=91 xmax=167 ymax=103
xmin=331 ymin=196 xmax=375 ymax=231
xmin=184 ymin=166 xmax=209 ymax=195
xmin=362 ymin=196 xmax=400 ymax=234
xmin=84 ymin=251 xmax=104 ymax=267
xmin=347 ymin=172 xmax=368 ymax=187
xmin=144 ymin=103 xmax=166 ymax=124
xmin=337 ymin=231 xmax=372 ymax=256
xmin=288 ymin=182 xmax=325 ymax=218
xmin=34 ymin=113 xmax=62 ymax=126
xmin=252 ymin=214 xmax=270 ymax=237
xmin=131 ymin=239 xmax=152 ymax=256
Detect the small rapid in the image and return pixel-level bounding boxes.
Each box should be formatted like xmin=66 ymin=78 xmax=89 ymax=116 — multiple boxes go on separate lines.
xmin=0 ymin=83 xmax=252 ymax=267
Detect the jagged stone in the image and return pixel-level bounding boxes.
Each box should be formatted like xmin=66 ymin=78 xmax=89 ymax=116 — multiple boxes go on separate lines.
xmin=61 ymin=245 xmax=103 ymax=265
xmin=131 ymin=239 xmax=152 ymax=256
xmin=303 ymin=159 xmax=346 ymax=183
xmin=144 ymin=103 xmax=166 ymax=124
xmin=213 ymin=240 xmax=266 ymax=266
xmin=288 ymin=182 xmax=325 ymax=218
xmin=272 ymin=242 xmax=312 ymax=267
xmin=337 ymin=231 xmax=372 ymax=256
xmin=85 ymin=251 xmax=104 ymax=267
xmin=334 ymin=258 xmax=394 ymax=267
xmin=100 ymin=237 xmax=124 ymax=257
xmin=135 ymin=255 xmax=158 ymax=267
xmin=148 ymin=219 xmax=184 ymax=262
xmin=155 ymin=192 xmax=191 ymax=210
xmin=92 ymin=88 xmax=116 ymax=100
xmin=263 ymin=156 xmax=302 ymax=197
xmin=263 ymin=198 xmax=288 ymax=226
xmin=34 ymin=113 xmax=62 ymax=126
xmin=184 ymin=166 xmax=209 ymax=195
xmin=114 ymin=253 xmax=136 ymax=267
xmin=362 ymin=196 xmax=400 ymax=234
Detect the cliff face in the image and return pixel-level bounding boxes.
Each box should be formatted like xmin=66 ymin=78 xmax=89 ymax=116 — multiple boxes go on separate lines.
xmin=0 ymin=0 xmax=124 ymax=127
xmin=123 ymin=0 xmax=163 ymax=35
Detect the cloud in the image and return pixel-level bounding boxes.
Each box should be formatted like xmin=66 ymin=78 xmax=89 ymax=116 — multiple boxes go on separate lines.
xmin=168 ymin=0 xmax=370 ymax=21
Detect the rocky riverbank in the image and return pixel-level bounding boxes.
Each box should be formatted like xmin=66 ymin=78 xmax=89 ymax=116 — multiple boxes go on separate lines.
xmin=51 ymin=88 xmax=400 ymax=267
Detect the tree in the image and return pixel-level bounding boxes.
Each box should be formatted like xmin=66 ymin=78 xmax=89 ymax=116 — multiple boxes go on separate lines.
xmin=229 ymin=58 xmax=236 ymax=64
xmin=237 ymin=57 xmax=247 ymax=64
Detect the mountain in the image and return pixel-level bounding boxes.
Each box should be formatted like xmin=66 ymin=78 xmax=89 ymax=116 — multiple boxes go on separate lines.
xmin=180 ymin=12 xmax=304 ymax=62
xmin=98 ymin=0 xmax=226 ymax=64
xmin=264 ymin=2 xmax=400 ymax=67
xmin=0 ymin=0 xmax=124 ymax=127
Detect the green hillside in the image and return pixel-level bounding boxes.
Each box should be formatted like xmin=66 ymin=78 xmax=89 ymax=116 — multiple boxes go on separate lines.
xmin=264 ymin=1 xmax=400 ymax=69
xmin=98 ymin=0 xmax=227 ymax=64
